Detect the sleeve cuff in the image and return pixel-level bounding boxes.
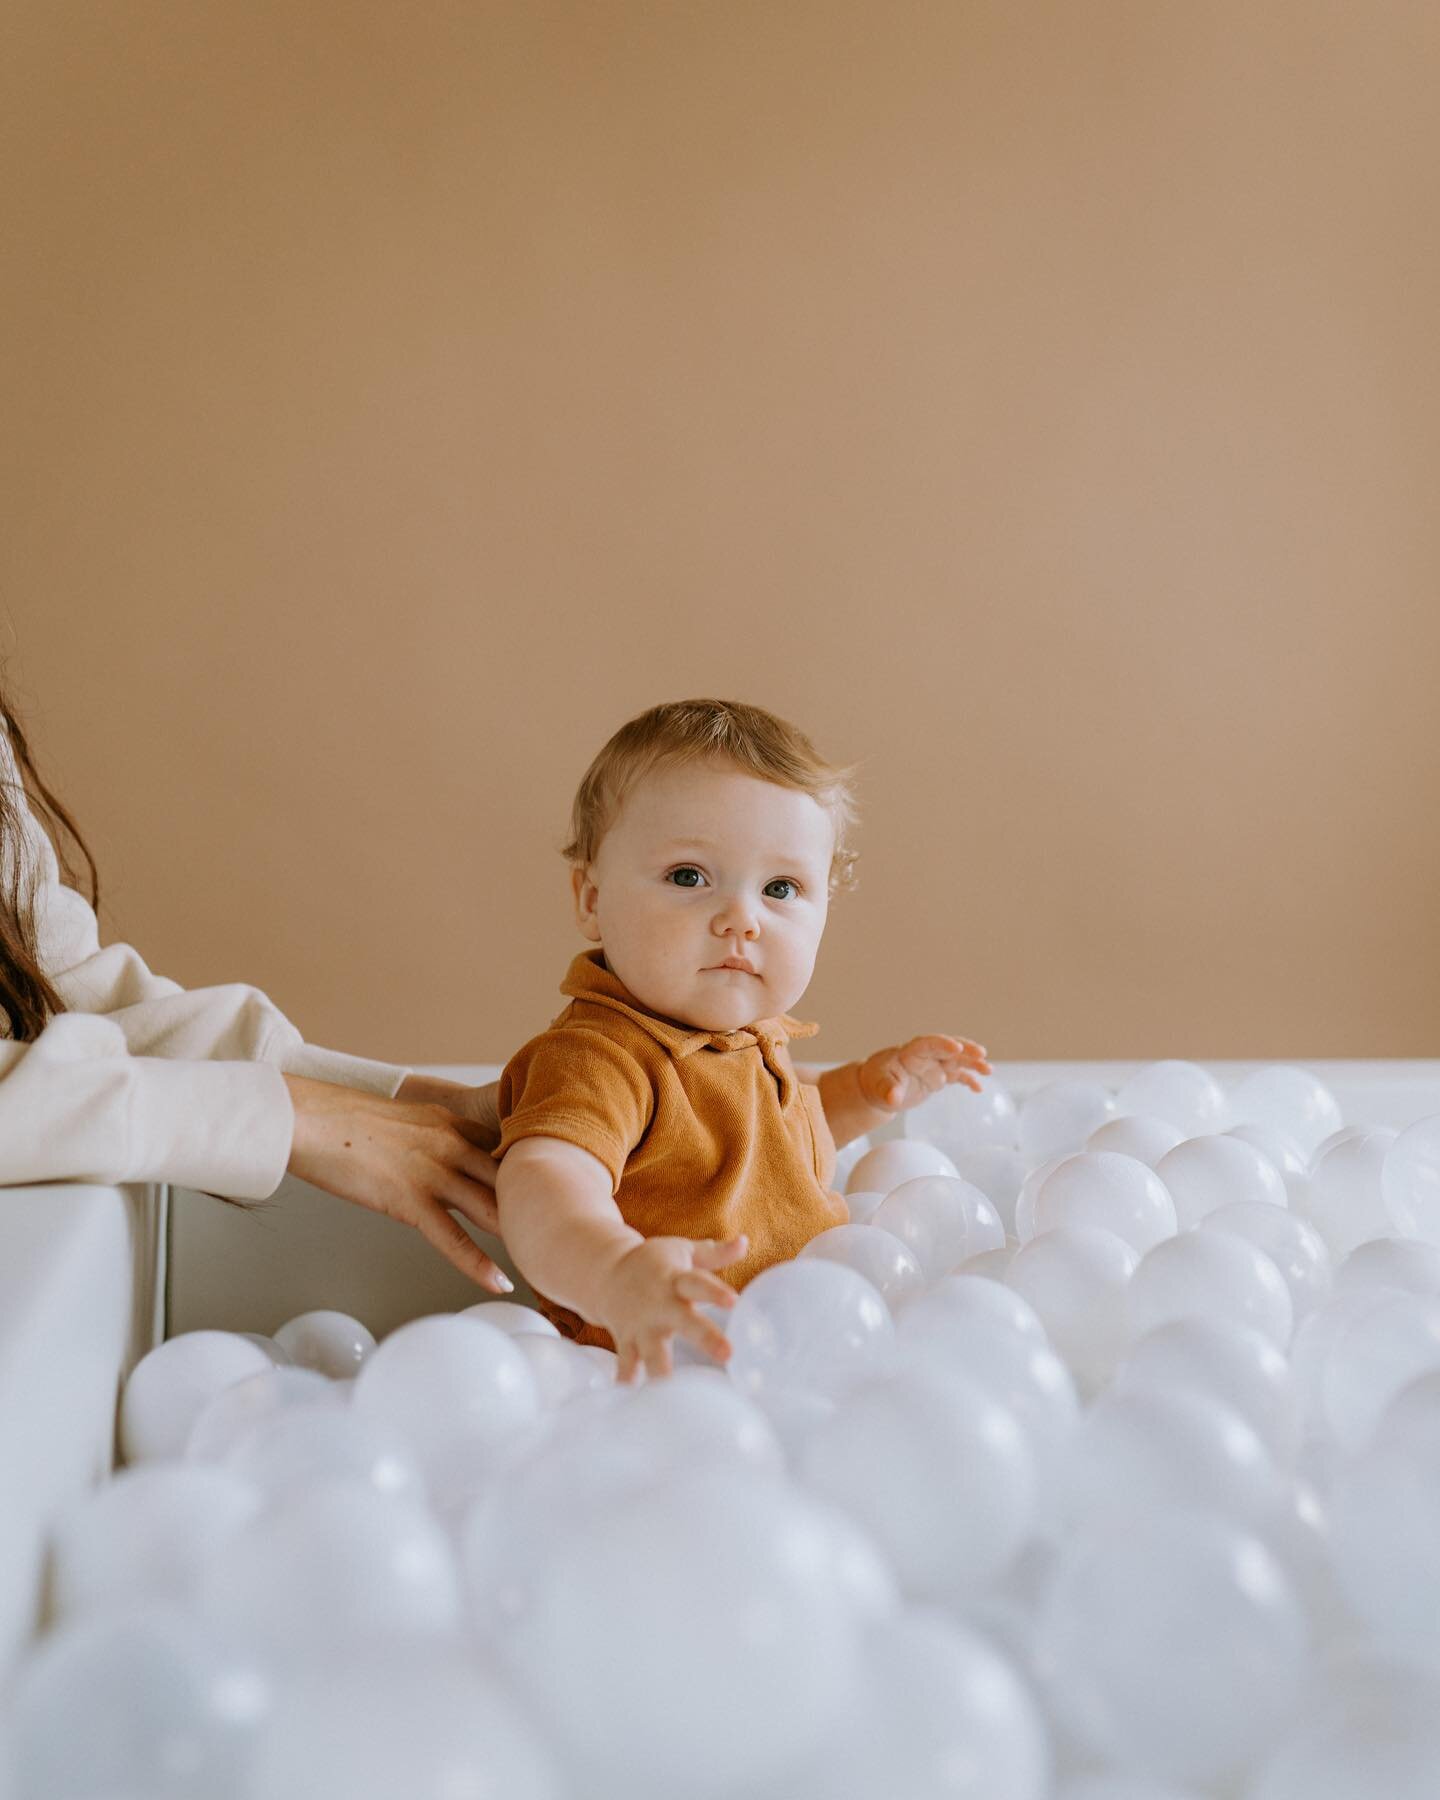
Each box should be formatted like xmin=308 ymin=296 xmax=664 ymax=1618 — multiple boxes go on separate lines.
xmin=126 ymin=1059 xmax=297 ymax=1198
xmin=275 ymin=1042 xmax=409 ymax=1097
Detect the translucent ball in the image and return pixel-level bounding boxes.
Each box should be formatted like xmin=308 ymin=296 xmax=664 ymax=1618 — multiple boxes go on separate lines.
xmin=872 ymin=1176 xmax=1005 ymax=1279
xmin=1019 ymin=1081 xmax=1117 ymax=1159
xmin=1128 ymin=1231 xmax=1294 ymax=1349
xmin=456 ymin=1299 xmax=560 ymax=1338
xmin=952 ymin=1146 xmax=1028 ymax=1234
xmin=1037 ymin=1509 xmax=1308 ymax=1786
xmin=760 ymin=1610 xmax=1050 ymax=1800
xmin=1335 ymin=1235 xmax=1440 ymax=1300
xmin=799 ymin=1366 xmax=1036 ymax=1600
xmin=49 ymin=1465 xmax=263 ymax=1622
xmin=1024 ymin=1152 xmax=1177 ymax=1254
xmin=726 ymin=1260 xmax=894 ymax=1403
xmin=960 ymin=1243 xmax=1017 ymax=1280
xmin=120 ymin=1332 xmax=273 ymax=1465
xmin=798 ymin=1223 xmax=925 ymax=1308
xmin=224 ymin=1404 xmax=425 ymax=1505
xmin=511 ymin=1333 xmax=612 ymax=1407
xmin=248 ymin=1653 xmax=560 ymax=1800
xmin=1007 ymin=1226 xmax=1139 ymax=1395
xmin=1115 ymin=1061 xmax=1226 ymax=1135
xmin=1225 ymin=1065 xmax=1344 ymax=1158
xmin=1322 ymin=1290 xmax=1440 ymax=1450
xmin=198 ymin=1483 xmax=462 ymax=1653
xmin=904 ymin=1079 xmax=1020 ymax=1155
xmin=847 ymin=1139 xmax=958 ymax=1196
xmin=1117 ymin=1318 xmax=1299 ymax=1466
xmin=272 ymin=1310 xmax=376 ymax=1377
xmin=1059 ymin=1382 xmax=1282 ymax=1539
xmin=1382 ymin=1114 xmax=1440 ymax=1243
xmin=1155 ymin=1135 xmax=1288 ymax=1229
xmin=842 ymin=1187 xmax=885 ymax=1224
xmin=1226 ymin=1123 xmax=1309 ymax=1181
xmin=1247 ymin=1650 xmax=1440 ymax=1800
xmin=1013 ymin=1156 xmax=1070 ymax=1242
xmin=1085 ymin=1114 xmax=1186 ymax=1167
xmin=185 ymin=1368 xmax=338 ymax=1465
xmin=351 ymin=1315 xmax=539 ymax=1503
xmin=896 ymin=1287 xmax=1080 ymax=1502
xmin=1057 ymin=1775 xmax=1211 ymax=1800
xmin=1287 ymin=1289 xmax=1387 ymax=1430
xmin=499 ymin=1469 xmax=862 ymax=1799
xmin=1331 ymin=1412 xmax=1440 ymax=1655
xmin=900 ymin=1272 xmax=1047 ymax=1342
xmin=6 ymin=1607 xmax=268 ymax=1800
xmin=1300 ymin=1128 xmax=1401 ymax=1259
xmin=1202 ymin=1202 xmax=1333 ymax=1321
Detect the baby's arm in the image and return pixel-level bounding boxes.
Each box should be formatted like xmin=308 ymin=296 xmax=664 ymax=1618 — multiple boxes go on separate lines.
xmin=798 ymin=1036 xmax=992 ymax=1147
xmin=497 ymin=1136 xmax=746 ymax=1382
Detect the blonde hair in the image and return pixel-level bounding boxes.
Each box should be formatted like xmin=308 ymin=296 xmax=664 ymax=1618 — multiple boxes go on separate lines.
xmin=562 ymin=699 xmax=859 ymax=895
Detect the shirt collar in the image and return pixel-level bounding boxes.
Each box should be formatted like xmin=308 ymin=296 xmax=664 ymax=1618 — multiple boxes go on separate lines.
xmin=558 ymin=949 xmax=819 ymax=1060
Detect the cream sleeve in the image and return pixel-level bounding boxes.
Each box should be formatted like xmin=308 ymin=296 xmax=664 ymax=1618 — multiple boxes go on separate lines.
xmin=0 ymin=731 xmax=409 ymax=1196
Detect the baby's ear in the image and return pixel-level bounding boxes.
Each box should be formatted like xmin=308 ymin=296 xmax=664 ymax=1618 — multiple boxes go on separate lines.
xmin=571 ymin=864 xmax=602 ymax=941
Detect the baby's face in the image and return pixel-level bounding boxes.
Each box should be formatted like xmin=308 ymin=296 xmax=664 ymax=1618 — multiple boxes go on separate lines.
xmin=573 ymin=758 xmax=835 ymax=1032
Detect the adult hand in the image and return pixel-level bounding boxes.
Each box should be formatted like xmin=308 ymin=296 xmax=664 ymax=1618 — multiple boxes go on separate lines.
xmin=395 ymin=1072 xmax=501 ymax=1152
xmin=283 ymin=1075 xmax=511 ymax=1292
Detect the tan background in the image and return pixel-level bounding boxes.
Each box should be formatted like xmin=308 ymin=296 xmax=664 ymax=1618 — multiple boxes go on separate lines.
xmin=2 ymin=1 xmax=1437 ymax=1067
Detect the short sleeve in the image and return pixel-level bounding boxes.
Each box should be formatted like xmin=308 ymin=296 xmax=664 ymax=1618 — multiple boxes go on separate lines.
xmin=496 ymin=1028 xmax=656 ymax=1192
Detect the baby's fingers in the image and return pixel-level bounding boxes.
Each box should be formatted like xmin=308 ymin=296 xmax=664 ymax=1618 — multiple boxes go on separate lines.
xmin=616 ymin=1340 xmax=642 ymax=1385
xmin=672 ymin=1303 xmax=733 ymax=1365
xmin=692 ymin=1235 xmax=749 ymax=1273
xmin=674 ymin=1269 xmax=736 ymax=1310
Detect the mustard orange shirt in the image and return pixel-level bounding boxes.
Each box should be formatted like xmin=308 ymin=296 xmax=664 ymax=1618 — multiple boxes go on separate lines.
xmin=495 ymin=949 xmax=847 ymax=1343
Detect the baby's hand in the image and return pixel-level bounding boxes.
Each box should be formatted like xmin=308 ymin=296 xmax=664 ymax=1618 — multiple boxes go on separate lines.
xmin=857 ymin=1035 xmax=992 ymax=1114
xmin=596 ymin=1234 xmax=748 ymax=1383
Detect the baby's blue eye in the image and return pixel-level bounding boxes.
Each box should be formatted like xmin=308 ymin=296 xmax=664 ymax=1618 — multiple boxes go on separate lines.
xmin=764 ymin=879 xmax=798 ymax=901
xmin=668 ymin=867 xmax=704 ymax=888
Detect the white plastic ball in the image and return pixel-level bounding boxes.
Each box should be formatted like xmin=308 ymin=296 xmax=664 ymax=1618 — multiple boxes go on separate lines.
xmin=500 ymin=1469 xmax=862 ymax=1799
xmin=1085 ymin=1114 xmax=1186 ymax=1166
xmin=49 ymin=1466 xmax=263 ymax=1622
xmin=951 ymin=1146 xmax=1028 ymax=1233
xmin=1155 ymin=1134 xmax=1288 ymax=1229
xmin=1129 ymin=1231 xmax=1294 ymax=1348
xmin=798 ymin=1223 xmax=925 ymax=1308
xmin=1382 ymin=1114 xmax=1440 ymax=1243
xmin=1322 ymin=1290 xmax=1440 ymax=1450
xmin=1115 ymin=1061 xmax=1226 ymax=1135
xmin=799 ymin=1366 xmax=1036 ymax=1600
xmin=1330 ymin=1411 xmax=1440 ymax=1656
xmin=1336 ymin=1235 xmax=1440 ymax=1300
xmin=1019 ymin=1081 xmax=1116 ymax=1159
xmin=225 ymin=1404 xmax=425 ymax=1504
xmin=272 ymin=1309 xmax=377 ymax=1377
xmin=120 ymin=1333 xmax=273 ymax=1465
xmin=1038 ymin=1509 xmax=1308 ymax=1786
xmin=1202 ymin=1202 xmax=1333 ymax=1321
xmin=457 ymin=1299 xmax=561 ymax=1338
xmin=1025 ymin=1152 xmax=1177 ymax=1254
xmin=1300 ymin=1128 xmax=1401 ymax=1259
xmin=1007 ymin=1226 xmax=1138 ymax=1395
xmin=726 ymin=1260 xmax=894 ymax=1403
xmin=199 ymin=1483 xmax=462 ymax=1652
xmin=248 ymin=1656 xmax=560 ymax=1800
xmin=6 ymin=1607 xmax=268 ymax=1800
xmin=1225 ymin=1065 xmax=1343 ymax=1158
xmin=846 ymin=1139 xmax=958 ymax=1196
xmin=1013 ymin=1156 xmax=1072 ymax=1241
xmin=185 ymin=1368 xmax=337 ymax=1465
xmin=1226 ymin=1122 xmax=1309 ymax=1180
xmin=842 ymin=1187 xmax=885 ymax=1224
xmin=1247 ymin=1651 xmax=1440 ymax=1800
xmin=1058 ymin=1773 xmax=1213 ymax=1800
xmin=873 ymin=1175 xmax=1005 ymax=1279
xmin=1117 ymin=1318 xmax=1299 ymax=1466
xmin=351 ymin=1315 xmax=539 ymax=1504
xmin=1058 ymin=1383 xmax=1282 ymax=1537
xmin=961 ymin=1243 xmax=1016 ymax=1280
xmin=762 ymin=1609 xmax=1050 ymax=1800
xmin=901 ymin=1272 xmax=1046 ymax=1341
xmin=511 ymin=1333 xmax=611 ymax=1407
xmin=905 ymin=1079 xmax=1020 ymax=1155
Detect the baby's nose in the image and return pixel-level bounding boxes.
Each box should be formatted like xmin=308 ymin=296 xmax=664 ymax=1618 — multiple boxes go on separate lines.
xmin=713 ymin=894 xmax=760 ymax=937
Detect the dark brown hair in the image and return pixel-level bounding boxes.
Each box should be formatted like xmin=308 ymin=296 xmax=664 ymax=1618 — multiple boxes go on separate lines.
xmin=1 ymin=685 xmax=99 ymax=1041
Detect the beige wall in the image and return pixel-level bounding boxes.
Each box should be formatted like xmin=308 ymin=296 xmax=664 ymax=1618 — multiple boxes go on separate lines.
xmin=2 ymin=1 xmax=1437 ymax=1066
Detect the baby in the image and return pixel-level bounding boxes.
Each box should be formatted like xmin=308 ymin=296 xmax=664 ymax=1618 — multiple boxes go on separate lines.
xmin=493 ymin=699 xmax=990 ymax=1380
